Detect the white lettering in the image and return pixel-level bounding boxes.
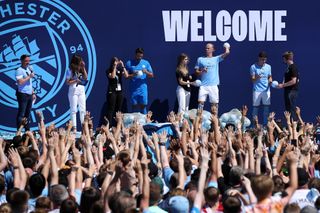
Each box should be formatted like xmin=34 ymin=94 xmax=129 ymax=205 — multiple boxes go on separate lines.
xmin=190 ymin=11 xmax=203 ymax=41
xmin=162 ymin=10 xmax=287 ymax=42
xmin=232 ymin=10 xmax=247 ymax=42
xmin=162 ymin=10 xmax=190 ymax=42
xmin=249 ymin=11 xmax=273 ymax=41
xmin=216 ymin=10 xmax=231 ymax=42
xmin=274 ymin=10 xmax=287 ymax=41
xmin=204 ymin=11 xmax=217 ymax=41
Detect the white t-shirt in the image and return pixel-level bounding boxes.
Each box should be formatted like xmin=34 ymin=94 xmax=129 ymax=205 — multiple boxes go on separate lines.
xmin=289 ymin=189 xmax=318 ymax=209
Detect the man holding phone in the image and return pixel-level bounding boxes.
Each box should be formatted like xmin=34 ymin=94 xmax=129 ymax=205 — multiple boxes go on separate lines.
xmin=126 ymin=48 xmax=154 ymax=114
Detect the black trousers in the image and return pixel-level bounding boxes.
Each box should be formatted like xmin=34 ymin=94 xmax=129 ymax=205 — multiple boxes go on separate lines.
xmin=106 ymin=91 xmax=123 ymax=126
xmin=16 ymin=92 xmax=33 ymax=130
xmin=284 ymin=89 xmax=298 ymax=120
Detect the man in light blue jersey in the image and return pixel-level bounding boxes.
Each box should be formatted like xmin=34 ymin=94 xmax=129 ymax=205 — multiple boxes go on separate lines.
xmin=250 ymin=51 xmax=272 ymax=126
xmin=126 ymin=48 xmax=154 ymax=114
xmin=195 ymin=43 xmax=230 ymax=112
xmin=15 ymin=54 xmax=36 ymax=130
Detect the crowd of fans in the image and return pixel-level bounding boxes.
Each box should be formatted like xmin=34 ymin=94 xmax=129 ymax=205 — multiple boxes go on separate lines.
xmin=1 ymin=105 xmax=320 ymax=213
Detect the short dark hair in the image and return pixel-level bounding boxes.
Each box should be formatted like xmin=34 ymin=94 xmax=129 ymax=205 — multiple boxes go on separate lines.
xmin=29 ymin=173 xmax=46 ymax=197
xmin=0 ymin=175 xmax=5 ymax=194
xmin=20 ymin=54 xmax=30 ymax=61
xmin=10 ymin=190 xmax=29 ymax=212
xmin=258 ymin=51 xmax=267 ymax=58
xmin=80 ymin=187 xmax=101 ymax=213
xmin=60 ymin=198 xmax=78 ymax=213
xmin=284 ymin=203 xmax=300 ymax=213
xmin=204 ymin=187 xmax=220 ymax=207
xmin=149 ymin=182 xmax=161 ymax=206
xmin=108 ymin=191 xmax=136 ymax=213
xmin=282 ymin=51 xmax=294 ymax=60
xmin=35 ymin=196 xmax=51 ymax=210
xmin=223 ymin=196 xmax=241 ymax=213
xmin=135 ymin=48 xmax=144 ymax=54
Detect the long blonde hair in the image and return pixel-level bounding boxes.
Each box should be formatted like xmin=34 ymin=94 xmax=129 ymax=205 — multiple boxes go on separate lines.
xmin=176 ymin=53 xmax=189 ymax=76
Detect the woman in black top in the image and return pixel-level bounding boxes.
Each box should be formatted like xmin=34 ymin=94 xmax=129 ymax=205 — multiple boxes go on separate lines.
xmin=176 ymin=53 xmax=194 ymax=114
xmin=106 ymin=57 xmax=128 ymax=125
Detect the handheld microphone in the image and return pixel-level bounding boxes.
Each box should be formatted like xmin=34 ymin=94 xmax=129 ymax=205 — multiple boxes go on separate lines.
xmin=28 ymin=65 xmax=34 ymax=73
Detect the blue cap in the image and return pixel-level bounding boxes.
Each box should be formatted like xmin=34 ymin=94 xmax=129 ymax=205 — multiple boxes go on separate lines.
xmin=168 ymin=196 xmax=189 ymax=213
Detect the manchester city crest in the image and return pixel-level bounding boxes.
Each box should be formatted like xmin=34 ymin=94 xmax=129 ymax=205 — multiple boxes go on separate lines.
xmin=0 ymin=0 xmax=97 ymax=132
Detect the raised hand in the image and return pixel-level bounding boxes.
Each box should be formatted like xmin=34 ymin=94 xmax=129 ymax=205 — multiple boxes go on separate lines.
xmin=295 ymin=106 xmax=301 ymax=116
xmin=58 ymin=127 xmax=67 ymax=137
xmin=268 ymin=112 xmax=276 ymax=122
xmin=241 ymin=105 xmax=248 ymax=117
xmin=146 ymin=111 xmax=153 ymax=123
xmin=286 ymin=150 xmax=299 ymax=164
xmin=151 ymin=132 xmax=159 ymax=143
xmin=115 ymin=111 xmax=123 ymax=123
xmin=158 ymin=130 xmax=167 ymax=143
xmin=20 ymin=117 xmax=28 ymax=126
xmin=25 ymin=131 xmax=34 ymax=139
xmin=84 ymin=111 xmax=91 ymax=123
xmin=167 ymin=111 xmax=176 ymax=123
xmin=36 ymin=111 xmax=43 ymax=120
xmin=211 ymin=104 xmax=218 ymax=116
xmin=8 ymin=148 xmax=19 ymax=167
xmin=200 ymin=147 xmax=210 ymax=164
xmin=284 ymin=111 xmax=291 ymax=121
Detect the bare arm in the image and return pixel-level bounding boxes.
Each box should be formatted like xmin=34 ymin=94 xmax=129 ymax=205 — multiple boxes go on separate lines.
xmin=193 ymin=148 xmax=210 ymax=210
xmin=282 ymin=151 xmax=299 ymax=205
xmin=0 ymin=138 xmax=7 ymax=172
xmin=140 ymin=158 xmax=150 ymax=211
xmin=48 ymin=138 xmax=59 ymax=186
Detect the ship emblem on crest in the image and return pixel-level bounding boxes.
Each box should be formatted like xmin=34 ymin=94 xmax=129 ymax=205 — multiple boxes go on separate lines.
xmin=0 ymin=33 xmax=57 ymax=107
xmin=0 ymin=0 xmax=97 ymax=132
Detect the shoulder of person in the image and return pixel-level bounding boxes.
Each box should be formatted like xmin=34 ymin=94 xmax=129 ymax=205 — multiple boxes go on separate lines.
xmin=16 ymin=67 xmax=25 ymax=72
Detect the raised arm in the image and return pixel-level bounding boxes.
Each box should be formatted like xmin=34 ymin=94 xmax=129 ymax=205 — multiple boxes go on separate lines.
xmin=281 ymin=151 xmax=299 ymax=205
xmin=0 ymin=138 xmax=7 ymax=172
xmin=48 ymin=138 xmax=59 ymax=186
xmin=140 ymin=158 xmax=150 ymax=211
xmin=193 ymin=148 xmax=210 ymax=210
xmin=176 ymin=152 xmax=187 ymax=189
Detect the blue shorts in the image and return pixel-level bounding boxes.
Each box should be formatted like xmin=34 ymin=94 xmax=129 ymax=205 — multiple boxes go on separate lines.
xmin=131 ymin=92 xmax=148 ymax=105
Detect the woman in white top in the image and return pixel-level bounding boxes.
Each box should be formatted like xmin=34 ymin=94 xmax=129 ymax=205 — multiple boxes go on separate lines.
xmin=65 ymin=55 xmax=88 ymax=132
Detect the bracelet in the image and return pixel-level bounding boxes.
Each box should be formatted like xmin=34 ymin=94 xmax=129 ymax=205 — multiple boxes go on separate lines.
xmin=13 ymin=166 xmax=19 ymax=170
xmin=159 ymin=142 xmax=166 ymax=146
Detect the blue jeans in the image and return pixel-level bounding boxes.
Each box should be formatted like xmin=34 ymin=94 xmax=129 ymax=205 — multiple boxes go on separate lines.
xmin=252 ymin=105 xmax=270 ymax=126
xmin=16 ymin=92 xmax=33 ymax=130
xmin=284 ymin=89 xmax=298 ymax=120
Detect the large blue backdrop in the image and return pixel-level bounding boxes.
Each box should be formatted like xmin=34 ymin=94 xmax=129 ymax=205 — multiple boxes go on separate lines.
xmin=0 ymin=0 xmax=319 ymax=132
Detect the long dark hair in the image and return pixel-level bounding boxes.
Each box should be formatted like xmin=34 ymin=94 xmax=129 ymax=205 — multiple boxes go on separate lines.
xmin=69 ymin=54 xmax=83 ymax=74
xmin=176 ymin=53 xmax=188 ymax=76
xmin=107 ymin=57 xmax=119 ymax=73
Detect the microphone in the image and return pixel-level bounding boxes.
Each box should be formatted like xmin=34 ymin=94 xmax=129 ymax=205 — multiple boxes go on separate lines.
xmin=28 ymin=65 xmax=34 ymax=73
xmin=28 ymin=65 xmax=34 ymax=77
